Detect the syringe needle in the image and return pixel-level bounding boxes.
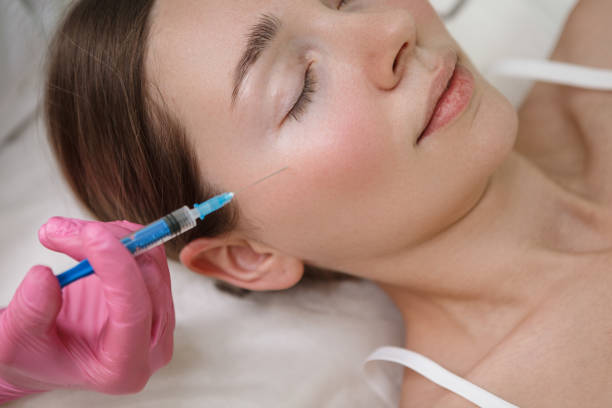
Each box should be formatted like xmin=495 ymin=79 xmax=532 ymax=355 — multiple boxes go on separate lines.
xmin=191 ymin=166 xmax=289 ymax=221
xmin=234 ymin=166 xmax=289 ymax=195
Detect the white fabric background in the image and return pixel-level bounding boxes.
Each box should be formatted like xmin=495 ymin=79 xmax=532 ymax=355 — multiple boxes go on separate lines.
xmin=1 ymin=0 xmax=577 ymax=406
xmin=0 ymin=1 xmax=69 ymax=148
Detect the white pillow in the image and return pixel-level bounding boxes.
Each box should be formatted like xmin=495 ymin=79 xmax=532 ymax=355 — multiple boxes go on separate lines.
xmin=0 ymin=1 xmax=68 ymax=147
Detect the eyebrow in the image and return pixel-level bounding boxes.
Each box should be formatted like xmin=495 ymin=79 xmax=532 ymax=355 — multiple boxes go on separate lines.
xmin=231 ymin=13 xmax=282 ymax=108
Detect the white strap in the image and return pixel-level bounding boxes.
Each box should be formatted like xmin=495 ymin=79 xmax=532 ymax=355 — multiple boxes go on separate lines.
xmin=364 ymin=346 xmax=519 ymax=408
xmin=487 ymin=58 xmax=612 ymax=90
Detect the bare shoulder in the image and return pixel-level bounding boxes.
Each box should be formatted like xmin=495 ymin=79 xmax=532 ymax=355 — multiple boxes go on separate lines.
xmin=432 ymin=260 xmax=612 ymax=408
xmin=516 ymin=0 xmax=612 ymax=203
xmin=550 ymin=0 xmax=612 ymax=71
xmin=553 ymin=0 xmax=612 ymax=166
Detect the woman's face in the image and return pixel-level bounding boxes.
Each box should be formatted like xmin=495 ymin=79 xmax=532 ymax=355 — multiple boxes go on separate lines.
xmin=147 ymin=0 xmax=517 ymax=282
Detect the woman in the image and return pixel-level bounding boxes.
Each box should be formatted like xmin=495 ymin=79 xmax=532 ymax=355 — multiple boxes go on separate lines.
xmin=2 ymin=0 xmax=611 ymax=406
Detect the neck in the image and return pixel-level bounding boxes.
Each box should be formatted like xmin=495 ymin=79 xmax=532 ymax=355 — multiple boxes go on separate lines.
xmin=363 ymin=151 xmax=609 ymax=371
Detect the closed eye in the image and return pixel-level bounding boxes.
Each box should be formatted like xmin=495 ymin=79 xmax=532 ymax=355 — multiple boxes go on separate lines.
xmin=287 ymin=63 xmax=317 ymax=122
xmin=286 ymin=0 xmax=353 ymax=123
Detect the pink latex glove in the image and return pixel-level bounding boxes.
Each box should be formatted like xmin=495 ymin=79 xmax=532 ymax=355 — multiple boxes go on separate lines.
xmin=0 ymin=217 xmax=175 ymax=403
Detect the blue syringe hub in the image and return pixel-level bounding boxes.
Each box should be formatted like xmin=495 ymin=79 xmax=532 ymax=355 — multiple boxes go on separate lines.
xmin=192 ymin=192 xmax=234 ymax=221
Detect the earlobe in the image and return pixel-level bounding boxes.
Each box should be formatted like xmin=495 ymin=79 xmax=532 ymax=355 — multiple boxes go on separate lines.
xmin=259 ymin=255 xmax=304 ymax=291
xmin=179 ymin=237 xmax=304 ymax=291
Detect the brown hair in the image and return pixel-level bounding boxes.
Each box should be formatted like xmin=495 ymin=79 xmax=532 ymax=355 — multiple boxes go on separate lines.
xmin=45 ymin=0 xmax=348 ymax=292
xmin=45 ymin=0 xmax=237 ymax=261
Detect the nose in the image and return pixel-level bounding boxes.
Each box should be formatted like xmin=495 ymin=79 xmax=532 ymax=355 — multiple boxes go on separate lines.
xmin=343 ymin=10 xmax=417 ymax=90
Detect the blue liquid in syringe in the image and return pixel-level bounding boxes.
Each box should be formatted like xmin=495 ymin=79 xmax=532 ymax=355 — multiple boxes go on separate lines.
xmin=120 ymin=219 xmax=173 ymax=254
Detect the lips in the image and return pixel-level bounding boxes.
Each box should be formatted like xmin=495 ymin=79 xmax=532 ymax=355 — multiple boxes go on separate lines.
xmin=416 ymin=52 xmax=458 ymax=143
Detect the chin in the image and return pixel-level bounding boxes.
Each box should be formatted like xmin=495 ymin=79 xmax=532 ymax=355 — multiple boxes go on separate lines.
xmin=460 ymin=84 xmax=517 ymax=208
xmin=474 ymin=83 xmax=518 ymax=173
xmin=430 ymin=83 xmax=517 ymax=237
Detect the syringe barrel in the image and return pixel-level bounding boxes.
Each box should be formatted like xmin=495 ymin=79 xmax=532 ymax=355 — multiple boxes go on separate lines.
xmin=120 ymin=206 xmax=196 ymax=255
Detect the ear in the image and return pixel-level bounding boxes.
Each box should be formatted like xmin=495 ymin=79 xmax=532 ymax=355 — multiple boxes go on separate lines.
xmin=179 ymin=236 xmax=304 ymax=291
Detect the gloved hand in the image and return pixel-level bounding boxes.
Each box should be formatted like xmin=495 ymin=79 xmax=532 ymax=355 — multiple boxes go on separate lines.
xmin=0 ymin=217 xmax=175 ymax=403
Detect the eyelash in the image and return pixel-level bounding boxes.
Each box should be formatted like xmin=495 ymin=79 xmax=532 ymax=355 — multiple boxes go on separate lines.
xmin=288 ymin=64 xmax=317 ymax=122
xmin=286 ymin=0 xmax=353 ymax=122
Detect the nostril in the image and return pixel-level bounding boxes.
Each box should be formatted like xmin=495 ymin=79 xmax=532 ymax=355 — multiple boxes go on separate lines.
xmin=393 ymin=42 xmax=409 ymax=74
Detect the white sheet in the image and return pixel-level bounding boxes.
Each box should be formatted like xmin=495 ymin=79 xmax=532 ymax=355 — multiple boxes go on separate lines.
xmin=0 ymin=1 xmax=69 ymax=148
xmin=1 ymin=0 xmax=577 ymax=406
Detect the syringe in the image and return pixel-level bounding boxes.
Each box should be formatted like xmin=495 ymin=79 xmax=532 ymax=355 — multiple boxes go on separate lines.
xmin=56 ymin=167 xmax=287 ymax=288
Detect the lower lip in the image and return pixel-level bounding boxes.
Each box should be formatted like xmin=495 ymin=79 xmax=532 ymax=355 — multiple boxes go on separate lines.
xmin=418 ymin=64 xmax=475 ymax=142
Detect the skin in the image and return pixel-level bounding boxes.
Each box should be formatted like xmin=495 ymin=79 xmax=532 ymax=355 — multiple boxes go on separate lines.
xmin=147 ymin=0 xmax=612 ymax=406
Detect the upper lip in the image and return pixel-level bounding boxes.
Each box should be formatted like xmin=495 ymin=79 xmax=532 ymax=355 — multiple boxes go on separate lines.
xmin=417 ymin=50 xmax=458 ymax=142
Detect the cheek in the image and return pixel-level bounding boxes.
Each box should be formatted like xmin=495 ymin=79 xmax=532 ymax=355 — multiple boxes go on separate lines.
xmin=292 ymin=95 xmax=393 ymax=198
xmin=265 ymin=106 xmax=396 ymax=262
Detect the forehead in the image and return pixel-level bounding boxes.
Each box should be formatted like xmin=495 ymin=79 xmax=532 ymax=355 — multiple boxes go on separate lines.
xmin=146 ymin=0 xmax=276 ymax=132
